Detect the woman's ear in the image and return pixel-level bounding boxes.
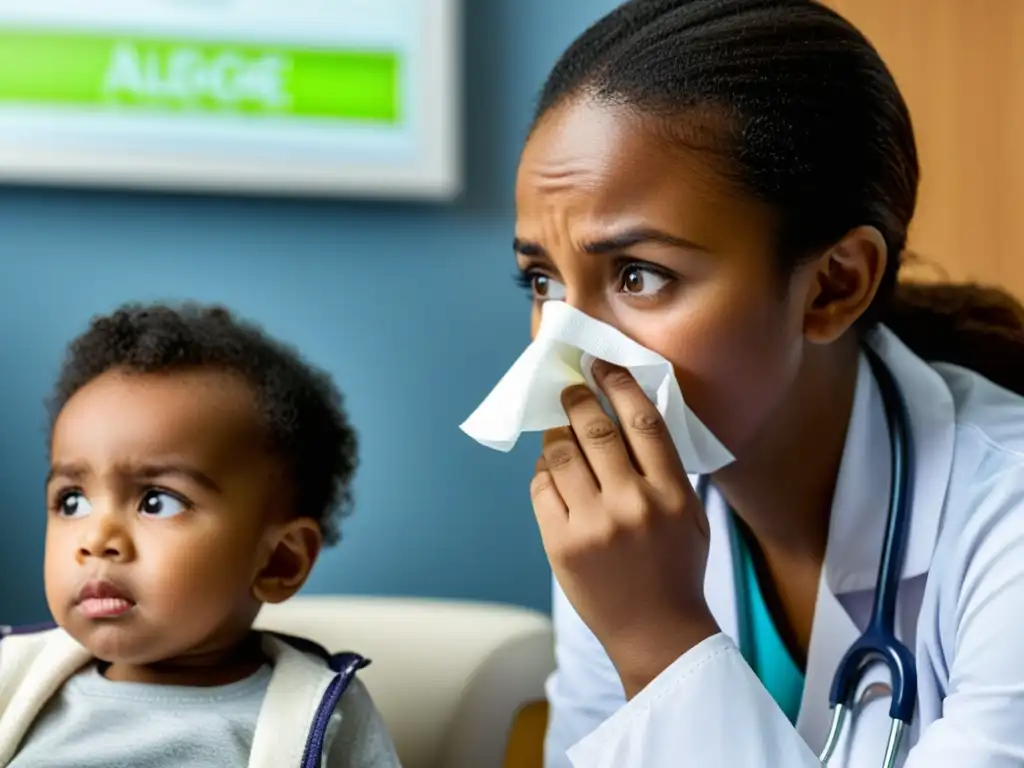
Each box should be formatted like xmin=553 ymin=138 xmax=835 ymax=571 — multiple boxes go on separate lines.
xmin=251 ymin=518 xmax=323 ymax=604
xmin=802 ymin=225 xmax=888 ymax=344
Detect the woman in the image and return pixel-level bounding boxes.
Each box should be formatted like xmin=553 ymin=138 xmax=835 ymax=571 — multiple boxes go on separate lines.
xmin=515 ymin=1 xmax=1024 ymax=766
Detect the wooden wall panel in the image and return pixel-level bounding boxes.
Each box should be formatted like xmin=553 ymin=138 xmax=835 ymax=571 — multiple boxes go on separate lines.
xmin=823 ymin=0 xmax=1024 ymax=298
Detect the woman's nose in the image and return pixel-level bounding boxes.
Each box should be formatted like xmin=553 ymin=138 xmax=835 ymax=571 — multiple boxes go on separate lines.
xmin=562 ymin=295 xmax=613 ymax=325
xmin=531 ymin=295 xmax=613 ymax=341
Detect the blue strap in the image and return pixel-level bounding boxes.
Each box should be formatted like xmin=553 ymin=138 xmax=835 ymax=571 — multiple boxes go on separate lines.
xmin=300 ymin=651 xmax=370 ymax=768
xmin=329 ymin=651 xmax=370 ymax=678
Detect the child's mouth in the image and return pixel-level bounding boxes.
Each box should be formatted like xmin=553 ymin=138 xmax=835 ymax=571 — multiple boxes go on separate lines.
xmin=75 ymin=579 xmax=136 ymax=619
xmin=78 ymin=597 xmax=135 ymax=619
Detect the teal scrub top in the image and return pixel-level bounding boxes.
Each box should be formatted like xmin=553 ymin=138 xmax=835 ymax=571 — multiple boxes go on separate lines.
xmin=731 ymin=517 xmax=806 ymax=723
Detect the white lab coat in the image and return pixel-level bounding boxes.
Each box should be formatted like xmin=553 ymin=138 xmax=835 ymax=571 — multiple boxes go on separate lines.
xmin=545 ymin=326 xmax=1024 ymax=768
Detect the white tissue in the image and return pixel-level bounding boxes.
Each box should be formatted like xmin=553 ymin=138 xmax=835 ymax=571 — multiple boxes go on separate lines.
xmin=459 ymin=301 xmax=734 ymax=474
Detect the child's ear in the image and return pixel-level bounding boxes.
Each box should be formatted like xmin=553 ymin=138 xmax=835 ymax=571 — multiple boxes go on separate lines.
xmin=251 ymin=518 xmax=323 ymax=604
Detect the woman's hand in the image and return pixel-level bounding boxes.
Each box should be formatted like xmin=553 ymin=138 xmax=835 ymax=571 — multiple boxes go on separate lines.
xmin=532 ymin=360 xmax=721 ymax=698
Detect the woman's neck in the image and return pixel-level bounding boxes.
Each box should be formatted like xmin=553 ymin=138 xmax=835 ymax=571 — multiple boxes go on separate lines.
xmin=712 ymin=338 xmax=861 ymax=564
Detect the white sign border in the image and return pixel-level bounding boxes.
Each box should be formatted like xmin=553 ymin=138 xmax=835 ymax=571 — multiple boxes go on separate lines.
xmin=0 ymin=0 xmax=462 ymax=200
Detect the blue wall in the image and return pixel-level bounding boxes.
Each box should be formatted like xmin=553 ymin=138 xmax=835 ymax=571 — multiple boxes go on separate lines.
xmin=0 ymin=0 xmax=619 ymax=625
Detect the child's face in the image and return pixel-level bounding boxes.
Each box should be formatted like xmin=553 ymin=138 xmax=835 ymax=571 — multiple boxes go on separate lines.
xmin=44 ymin=368 xmax=314 ymax=671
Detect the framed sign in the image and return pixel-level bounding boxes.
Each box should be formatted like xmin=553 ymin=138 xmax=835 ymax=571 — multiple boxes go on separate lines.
xmin=0 ymin=0 xmax=460 ymax=199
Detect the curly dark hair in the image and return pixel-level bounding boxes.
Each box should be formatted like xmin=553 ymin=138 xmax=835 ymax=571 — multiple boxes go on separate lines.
xmin=48 ymin=302 xmax=358 ymax=546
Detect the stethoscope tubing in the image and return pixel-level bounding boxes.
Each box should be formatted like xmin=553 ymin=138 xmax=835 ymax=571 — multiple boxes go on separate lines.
xmin=698 ymin=346 xmax=917 ymax=767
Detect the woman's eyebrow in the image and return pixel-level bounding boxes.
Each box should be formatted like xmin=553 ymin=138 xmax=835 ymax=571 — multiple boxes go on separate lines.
xmin=513 ymin=227 xmax=710 ymax=258
xmin=513 ymin=237 xmax=547 ymax=257
xmin=580 ymin=227 xmax=711 ymax=254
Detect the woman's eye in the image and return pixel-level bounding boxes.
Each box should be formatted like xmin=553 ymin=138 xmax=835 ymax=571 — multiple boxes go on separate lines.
xmin=57 ymin=492 xmax=92 ymax=519
xmin=139 ymin=491 xmax=187 ymax=519
xmin=527 ymin=273 xmax=567 ymax=302
xmin=620 ymin=265 xmax=671 ymax=298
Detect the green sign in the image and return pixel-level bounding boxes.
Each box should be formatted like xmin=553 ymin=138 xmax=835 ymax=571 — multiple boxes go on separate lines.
xmin=0 ymin=29 xmax=400 ymax=122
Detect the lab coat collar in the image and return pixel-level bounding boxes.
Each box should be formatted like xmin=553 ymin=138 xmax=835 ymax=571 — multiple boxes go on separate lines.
xmin=700 ymin=325 xmax=956 ymax=642
xmin=825 ymin=326 xmax=956 ymax=594
xmin=702 ymin=483 xmax=739 ymax=642
xmin=796 ymin=324 xmax=956 ymax=755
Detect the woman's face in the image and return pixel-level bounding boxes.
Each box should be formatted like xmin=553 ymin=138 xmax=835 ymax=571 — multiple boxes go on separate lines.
xmin=514 ymin=97 xmax=814 ymax=456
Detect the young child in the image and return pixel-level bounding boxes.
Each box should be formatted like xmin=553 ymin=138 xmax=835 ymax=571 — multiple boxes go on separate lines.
xmin=0 ymin=303 xmax=401 ymax=767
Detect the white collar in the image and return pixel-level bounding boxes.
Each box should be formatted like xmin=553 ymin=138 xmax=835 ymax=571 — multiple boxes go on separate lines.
xmin=824 ymin=326 xmax=955 ymax=594
xmin=701 ymin=326 xmax=957 ymax=637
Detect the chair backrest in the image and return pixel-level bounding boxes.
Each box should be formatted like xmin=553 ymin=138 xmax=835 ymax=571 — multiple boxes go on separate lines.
xmin=254 ymin=596 xmax=554 ymax=768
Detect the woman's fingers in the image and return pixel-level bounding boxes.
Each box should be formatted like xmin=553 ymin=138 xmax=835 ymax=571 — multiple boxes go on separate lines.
xmin=529 ymin=364 xmax=716 ymax=700
xmin=530 ymin=455 xmax=569 ymax=546
xmin=540 ymin=426 xmax=600 ymax=509
xmin=591 ymin=360 xmax=686 ymax=488
xmin=559 ymin=384 xmax=635 ymax=489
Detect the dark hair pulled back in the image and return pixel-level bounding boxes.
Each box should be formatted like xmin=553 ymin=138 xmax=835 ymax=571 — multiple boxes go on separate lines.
xmin=534 ymin=0 xmax=1024 ymax=394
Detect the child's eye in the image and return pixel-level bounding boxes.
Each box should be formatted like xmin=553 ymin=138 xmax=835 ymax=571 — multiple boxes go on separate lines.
xmin=619 ymin=265 xmax=672 ymax=298
xmin=139 ymin=490 xmax=188 ymax=519
xmin=57 ymin=492 xmax=92 ymax=519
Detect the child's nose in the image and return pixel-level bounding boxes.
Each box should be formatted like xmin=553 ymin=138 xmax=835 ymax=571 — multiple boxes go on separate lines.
xmin=76 ymin=513 xmax=134 ymax=563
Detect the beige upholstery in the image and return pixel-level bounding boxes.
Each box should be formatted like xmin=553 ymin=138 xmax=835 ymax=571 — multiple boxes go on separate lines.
xmin=254 ymin=596 xmax=555 ymax=768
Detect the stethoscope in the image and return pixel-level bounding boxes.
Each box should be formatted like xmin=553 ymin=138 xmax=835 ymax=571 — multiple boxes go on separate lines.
xmin=698 ymin=346 xmax=917 ymax=768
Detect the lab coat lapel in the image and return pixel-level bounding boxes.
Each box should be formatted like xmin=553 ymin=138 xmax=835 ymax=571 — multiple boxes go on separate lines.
xmin=866 ymin=327 xmax=956 ymax=583
xmin=796 ymin=328 xmax=956 ymax=755
xmin=826 ymin=329 xmax=956 ymax=593
xmin=701 ymin=466 xmax=893 ymax=758
xmin=798 ymin=581 xmax=910 ymax=766
xmin=795 ymin=351 xmax=887 ymax=752
xmin=795 ymin=572 xmax=860 ymax=755
xmin=697 ymin=476 xmax=739 ymax=644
